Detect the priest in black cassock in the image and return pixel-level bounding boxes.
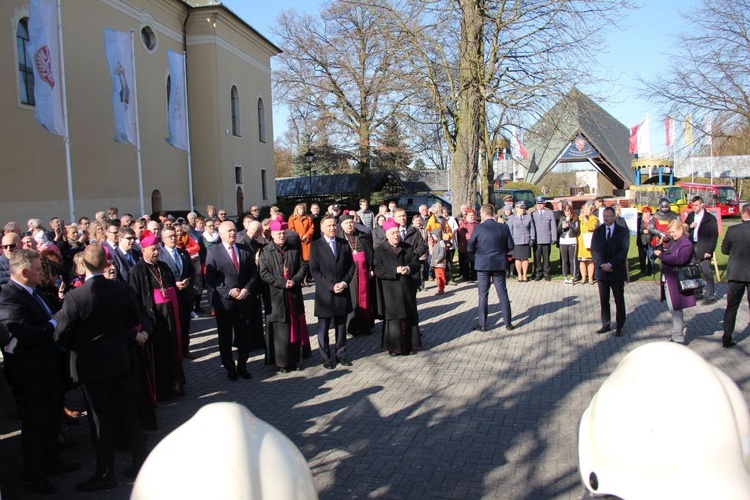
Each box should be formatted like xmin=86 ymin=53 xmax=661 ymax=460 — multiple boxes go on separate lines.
xmin=258 ymin=219 xmax=311 ymax=372
xmin=373 ymin=218 xmax=422 ymax=355
xmin=129 ymin=235 xmax=185 ymax=405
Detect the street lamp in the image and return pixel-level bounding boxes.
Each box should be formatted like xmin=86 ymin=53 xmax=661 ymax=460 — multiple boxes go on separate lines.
xmin=305 ymin=150 xmax=315 ymax=196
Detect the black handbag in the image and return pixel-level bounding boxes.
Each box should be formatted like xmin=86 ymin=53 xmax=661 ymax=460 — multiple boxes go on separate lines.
xmin=676 ymin=259 xmax=705 ymax=292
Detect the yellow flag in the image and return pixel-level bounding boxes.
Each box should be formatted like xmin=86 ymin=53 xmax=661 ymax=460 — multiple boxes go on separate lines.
xmin=684 ymin=115 xmax=693 ymax=147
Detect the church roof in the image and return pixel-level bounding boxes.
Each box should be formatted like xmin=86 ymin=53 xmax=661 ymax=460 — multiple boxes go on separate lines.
xmin=519 ymin=88 xmax=635 ymax=188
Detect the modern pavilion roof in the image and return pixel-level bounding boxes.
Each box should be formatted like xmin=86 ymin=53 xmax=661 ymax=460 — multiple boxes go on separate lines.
xmin=519 ymin=88 xmax=635 ymax=188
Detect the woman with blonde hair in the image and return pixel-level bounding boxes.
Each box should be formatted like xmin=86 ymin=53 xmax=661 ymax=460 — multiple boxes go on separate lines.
xmin=577 ymin=201 xmax=598 ymax=284
xmin=288 ymin=203 xmax=314 ymax=263
xmin=653 ymin=218 xmax=697 ymax=344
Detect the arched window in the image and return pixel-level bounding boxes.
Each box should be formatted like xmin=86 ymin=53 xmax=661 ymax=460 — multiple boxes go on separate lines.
xmin=231 ymin=86 xmax=241 ymax=137
xmin=17 ymin=18 xmax=35 ymax=106
xmin=257 ymin=97 xmax=266 ymax=143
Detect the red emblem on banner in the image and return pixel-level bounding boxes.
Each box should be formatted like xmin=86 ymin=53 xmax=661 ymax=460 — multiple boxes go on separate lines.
xmin=575 ymin=136 xmax=586 ymax=152
xmin=35 ymin=46 xmax=55 ymax=89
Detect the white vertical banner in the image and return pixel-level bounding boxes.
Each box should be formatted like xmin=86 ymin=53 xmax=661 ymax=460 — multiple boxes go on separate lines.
xmin=166 ymin=50 xmax=189 ymax=151
xmin=636 ymin=114 xmax=651 ymax=157
xmin=104 ymin=28 xmax=136 ymax=145
xmin=28 ymin=0 xmax=64 ymax=136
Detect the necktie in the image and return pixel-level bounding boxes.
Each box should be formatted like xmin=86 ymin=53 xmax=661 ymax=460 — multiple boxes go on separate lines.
xmin=172 ymin=249 xmax=182 ymax=275
xmin=32 ymin=290 xmax=52 ymax=319
xmin=229 ymin=245 xmax=239 ymax=272
xmin=400 ymin=227 xmax=407 ymax=240
xmin=606 ymin=227 xmax=612 ymax=240
xmin=329 ymin=239 xmax=336 ymax=256
xmin=126 ymin=252 xmax=136 ymax=266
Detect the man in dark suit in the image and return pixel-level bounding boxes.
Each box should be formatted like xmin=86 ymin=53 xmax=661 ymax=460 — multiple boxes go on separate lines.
xmin=685 ymin=195 xmax=719 ymax=304
xmin=205 ymin=221 xmax=258 ymax=380
xmin=160 ymin=226 xmax=195 ymax=358
xmin=0 ymin=249 xmax=80 ymax=494
xmin=467 ymin=204 xmax=514 ymax=332
xmin=591 ymin=206 xmax=630 ymax=337
xmin=309 ymin=215 xmax=355 ymax=368
xmin=54 ymin=244 xmax=147 ymax=491
xmin=112 ymin=226 xmax=141 ymax=283
xmin=721 ymin=204 xmax=750 ymax=348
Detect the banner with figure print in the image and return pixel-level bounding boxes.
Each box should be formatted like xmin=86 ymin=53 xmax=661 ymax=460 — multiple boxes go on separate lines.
xmin=27 ymin=0 xmax=65 ymax=136
xmin=104 ymin=28 xmax=136 ymax=145
xmin=166 ymin=50 xmax=189 ymax=151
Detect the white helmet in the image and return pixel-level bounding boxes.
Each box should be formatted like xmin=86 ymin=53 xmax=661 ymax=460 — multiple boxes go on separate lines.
xmin=578 ymin=342 xmax=750 ymax=500
xmin=132 ymin=402 xmax=318 ymax=499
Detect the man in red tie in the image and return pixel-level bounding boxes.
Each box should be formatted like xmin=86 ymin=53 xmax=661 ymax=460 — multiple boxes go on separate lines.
xmin=206 ymin=221 xmax=258 ymax=381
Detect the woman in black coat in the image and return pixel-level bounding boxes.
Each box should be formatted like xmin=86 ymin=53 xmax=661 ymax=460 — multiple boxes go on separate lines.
xmin=258 ymin=221 xmax=311 ymax=372
xmin=373 ymin=220 xmax=423 ymax=355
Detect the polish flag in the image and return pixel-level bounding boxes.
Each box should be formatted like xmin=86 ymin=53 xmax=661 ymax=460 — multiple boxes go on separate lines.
xmin=629 ymin=116 xmax=651 ymax=155
xmin=511 ymin=127 xmax=528 ymax=160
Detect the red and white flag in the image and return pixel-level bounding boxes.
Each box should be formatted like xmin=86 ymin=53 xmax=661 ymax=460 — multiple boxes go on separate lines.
xmin=705 ymin=113 xmax=713 ymax=147
xmin=665 ymin=117 xmax=674 ymax=148
xmin=629 ymin=116 xmax=651 ymax=155
xmin=510 ymin=127 xmax=528 ymax=160
xmin=27 ymin=0 xmax=65 ymax=136
xmin=104 ymin=29 xmax=136 ymax=145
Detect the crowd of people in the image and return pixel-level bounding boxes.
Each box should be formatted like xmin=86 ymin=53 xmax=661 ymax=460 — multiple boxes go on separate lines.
xmin=1 ymin=192 xmax=749 ymax=494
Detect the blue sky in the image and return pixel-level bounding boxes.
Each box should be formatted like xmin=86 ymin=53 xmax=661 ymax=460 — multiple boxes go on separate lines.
xmin=222 ymin=0 xmax=701 ymax=155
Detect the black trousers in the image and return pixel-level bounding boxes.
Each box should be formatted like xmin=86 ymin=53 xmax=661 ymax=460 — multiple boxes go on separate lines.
xmin=215 ymin=305 xmax=252 ymax=370
xmin=317 ymin=315 xmax=347 ymax=361
xmin=597 ymin=280 xmax=626 ymax=329
xmin=13 ymin=377 xmax=61 ymax=480
xmin=723 ymin=280 xmax=750 ymax=341
xmin=82 ymin=373 xmax=146 ymax=472
xmin=534 ymin=244 xmax=552 ymax=278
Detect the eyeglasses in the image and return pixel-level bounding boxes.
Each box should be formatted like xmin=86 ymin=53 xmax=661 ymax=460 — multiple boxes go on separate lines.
xmin=251 ymin=208 xmax=260 ymax=212
xmin=2 ymin=244 xmax=16 ymax=250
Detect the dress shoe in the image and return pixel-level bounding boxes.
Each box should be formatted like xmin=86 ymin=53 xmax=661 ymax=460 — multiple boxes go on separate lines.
xmin=77 ymin=469 xmax=117 ymax=492
xmin=596 ymin=326 xmax=611 ymax=334
xmin=389 ymin=351 xmax=400 ymax=357
xmin=702 ymin=299 xmax=716 ymax=305
xmin=183 ymin=351 xmax=197 ymax=360
xmin=47 ymin=459 xmax=82 ymax=475
xmin=615 ymin=328 xmax=624 ymax=337
xmin=505 ymin=324 xmax=515 ymax=331
xmin=544 ymin=276 xmax=551 ymax=281
xmin=25 ymin=478 xmax=57 ymax=494
xmin=237 ymin=367 xmax=252 ymax=379
xmin=723 ymin=341 xmax=738 ymax=348
xmin=278 ymin=367 xmax=291 ymax=374
xmin=339 ymin=357 xmax=353 ymax=367
xmin=473 ymin=324 xmax=486 ymax=332
xmin=322 ymin=361 xmax=333 ymax=369
xmin=534 ymin=275 xmax=543 ymax=281
xmin=227 ymin=369 xmax=238 ymax=381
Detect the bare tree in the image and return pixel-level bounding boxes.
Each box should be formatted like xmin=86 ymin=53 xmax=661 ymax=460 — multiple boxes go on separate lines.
xmin=641 ymin=0 xmax=750 ymax=149
xmin=374 ymin=0 xmax=632 ymax=207
xmin=272 ymin=0 xmax=414 ymax=198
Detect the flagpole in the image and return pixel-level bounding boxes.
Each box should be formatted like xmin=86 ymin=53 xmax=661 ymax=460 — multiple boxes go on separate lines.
xmin=130 ymin=30 xmax=145 ymax=216
xmin=56 ymin=0 xmax=75 ymax=222
xmin=182 ymin=51 xmax=194 ymax=211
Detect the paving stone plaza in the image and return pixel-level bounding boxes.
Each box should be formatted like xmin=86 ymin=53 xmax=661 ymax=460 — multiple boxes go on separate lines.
xmin=1 ymin=278 xmax=748 ymax=499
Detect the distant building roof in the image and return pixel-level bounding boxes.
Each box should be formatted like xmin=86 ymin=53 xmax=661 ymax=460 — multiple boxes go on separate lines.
xmin=519 ymin=88 xmax=635 ymax=188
